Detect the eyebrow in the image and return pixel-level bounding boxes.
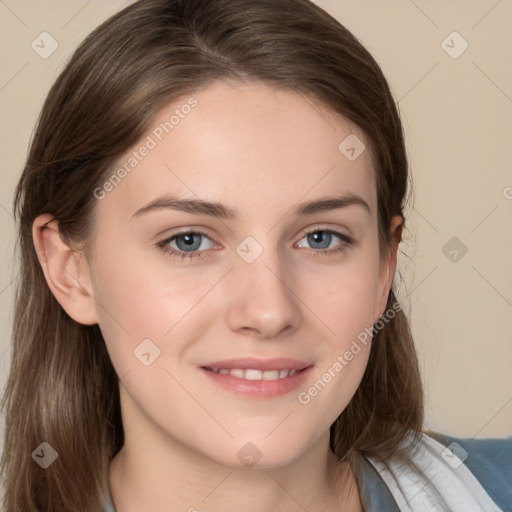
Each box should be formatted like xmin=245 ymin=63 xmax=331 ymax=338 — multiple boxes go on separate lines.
xmin=131 ymin=192 xmax=371 ymax=220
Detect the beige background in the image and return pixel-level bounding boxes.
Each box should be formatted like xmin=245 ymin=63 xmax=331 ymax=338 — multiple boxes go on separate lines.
xmin=1 ymin=0 xmax=511 ymax=452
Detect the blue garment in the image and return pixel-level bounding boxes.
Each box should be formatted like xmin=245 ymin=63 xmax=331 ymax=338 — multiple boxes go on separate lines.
xmin=103 ymin=430 xmax=512 ymax=511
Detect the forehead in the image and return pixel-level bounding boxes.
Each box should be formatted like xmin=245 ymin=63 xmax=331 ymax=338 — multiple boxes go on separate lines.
xmin=96 ymin=80 xmax=376 ymax=224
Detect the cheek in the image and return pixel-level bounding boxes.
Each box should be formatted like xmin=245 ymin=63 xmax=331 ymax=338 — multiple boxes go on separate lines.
xmin=292 ymin=262 xmax=379 ymax=422
xmin=296 ymin=344 xmax=370 ymax=442
xmin=290 ymin=253 xmax=379 ymax=416
xmin=90 ymin=247 xmax=220 ymax=372
xmin=299 ymin=254 xmax=381 ymax=339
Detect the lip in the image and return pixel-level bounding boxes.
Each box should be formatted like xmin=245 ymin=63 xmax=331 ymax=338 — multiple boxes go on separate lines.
xmin=198 ymin=357 xmax=314 ymax=399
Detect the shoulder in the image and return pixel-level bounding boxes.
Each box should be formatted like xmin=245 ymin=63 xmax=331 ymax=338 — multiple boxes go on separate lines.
xmin=424 ymin=429 xmax=512 ymax=511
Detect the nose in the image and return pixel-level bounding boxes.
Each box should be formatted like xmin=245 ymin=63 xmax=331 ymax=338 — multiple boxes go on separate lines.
xmin=225 ymin=250 xmax=303 ymax=340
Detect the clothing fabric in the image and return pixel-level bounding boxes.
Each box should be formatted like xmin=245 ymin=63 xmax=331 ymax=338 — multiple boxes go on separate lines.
xmin=103 ymin=430 xmax=512 ymax=511
xmin=362 ymin=431 xmax=511 ymax=511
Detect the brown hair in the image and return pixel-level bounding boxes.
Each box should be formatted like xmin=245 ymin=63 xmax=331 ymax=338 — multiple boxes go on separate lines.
xmin=1 ymin=0 xmax=423 ymax=510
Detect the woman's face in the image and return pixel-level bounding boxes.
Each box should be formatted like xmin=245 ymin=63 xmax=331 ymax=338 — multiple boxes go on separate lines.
xmin=82 ymin=80 xmax=399 ymax=468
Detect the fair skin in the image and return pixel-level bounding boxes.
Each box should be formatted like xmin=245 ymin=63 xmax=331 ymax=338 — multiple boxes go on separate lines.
xmin=33 ymin=81 xmax=402 ymax=512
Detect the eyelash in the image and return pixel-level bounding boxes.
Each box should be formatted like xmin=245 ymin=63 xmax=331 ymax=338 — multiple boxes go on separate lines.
xmin=156 ymin=227 xmax=353 ymax=262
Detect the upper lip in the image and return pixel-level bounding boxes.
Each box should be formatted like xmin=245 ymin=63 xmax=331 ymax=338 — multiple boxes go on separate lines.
xmin=201 ymin=357 xmax=313 ymax=371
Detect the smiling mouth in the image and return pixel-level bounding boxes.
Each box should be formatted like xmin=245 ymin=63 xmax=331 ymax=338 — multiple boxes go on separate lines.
xmin=201 ymin=366 xmax=310 ymax=381
xmin=199 ymin=362 xmax=313 ymax=399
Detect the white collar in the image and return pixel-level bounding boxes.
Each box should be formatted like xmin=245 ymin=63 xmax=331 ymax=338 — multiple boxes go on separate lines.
xmin=365 ymin=431 xmax=503 ymax=511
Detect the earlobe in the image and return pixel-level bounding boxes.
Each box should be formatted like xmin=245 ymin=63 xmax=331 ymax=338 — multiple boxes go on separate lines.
xmin=32 ymin=214 xmax=99 ymax=325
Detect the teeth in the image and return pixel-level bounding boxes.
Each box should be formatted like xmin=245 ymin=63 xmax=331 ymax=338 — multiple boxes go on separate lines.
xmin=208 ymin=368 xmax=300 ymax=380
xmin=245 ymin=369 xmax=262 ymax=380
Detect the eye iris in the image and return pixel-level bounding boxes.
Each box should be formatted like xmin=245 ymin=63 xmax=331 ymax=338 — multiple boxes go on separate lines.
xmin=308 ymin=231 xmax=331 ymax=249
xmin=176 ymin=233 xmax=201 ymax=251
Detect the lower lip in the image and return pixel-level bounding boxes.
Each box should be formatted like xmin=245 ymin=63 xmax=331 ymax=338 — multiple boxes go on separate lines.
xmin=199 ymin=366 xmax=313 ymax=399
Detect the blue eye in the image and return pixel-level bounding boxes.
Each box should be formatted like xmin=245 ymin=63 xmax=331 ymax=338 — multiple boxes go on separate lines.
xmin=157 ymin=228 xmax=353 ymax=261
xmin=157 ymin=231 xmax=214 ymax=261
xmin=297 ymin=229 xmax=353 ymax=257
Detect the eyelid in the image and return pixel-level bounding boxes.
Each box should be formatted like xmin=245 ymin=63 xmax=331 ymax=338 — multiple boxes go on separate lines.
xmin=300 ymin=224 xmax=353 ymax=241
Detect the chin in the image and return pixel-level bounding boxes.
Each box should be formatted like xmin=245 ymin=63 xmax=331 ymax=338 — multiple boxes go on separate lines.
xmin=203 ymin=434 xmax=311 ymax=471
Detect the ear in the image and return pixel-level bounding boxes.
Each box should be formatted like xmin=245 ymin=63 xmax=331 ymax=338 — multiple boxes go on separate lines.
xmin=32 ymin=213 xmax=99 ymax=325
xmin=373 ymin=215 xmax=403 ymax=324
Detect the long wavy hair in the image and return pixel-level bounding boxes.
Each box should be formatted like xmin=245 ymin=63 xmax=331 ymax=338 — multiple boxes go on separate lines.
xmin=1 ymin=0 xmax=423 ymax=510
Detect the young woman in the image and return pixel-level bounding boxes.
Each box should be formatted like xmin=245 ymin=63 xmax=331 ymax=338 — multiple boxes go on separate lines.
xmin=1 ymin=0 xmax=510 ymax=511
